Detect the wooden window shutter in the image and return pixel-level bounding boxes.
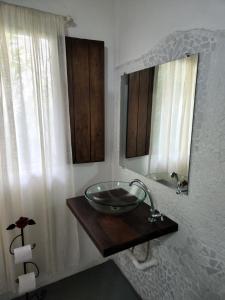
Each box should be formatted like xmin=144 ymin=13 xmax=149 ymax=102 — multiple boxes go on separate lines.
xmin=66 ymin=37 xmax=105 ymax=163
xmin=126 ymin=67 xmax=154 ymax=158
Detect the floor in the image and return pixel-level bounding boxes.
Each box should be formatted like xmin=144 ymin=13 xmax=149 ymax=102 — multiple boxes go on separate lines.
xmin=14 ymin=260 xmax=141 ymax=300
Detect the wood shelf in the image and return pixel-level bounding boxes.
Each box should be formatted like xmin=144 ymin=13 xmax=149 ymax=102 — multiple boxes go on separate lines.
xmin=67 ymin=196 xmax=178 ymax=257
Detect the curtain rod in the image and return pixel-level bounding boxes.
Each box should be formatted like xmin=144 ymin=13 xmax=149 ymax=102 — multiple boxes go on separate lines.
xmin=0 ymin=1 xmax=76 ymax=27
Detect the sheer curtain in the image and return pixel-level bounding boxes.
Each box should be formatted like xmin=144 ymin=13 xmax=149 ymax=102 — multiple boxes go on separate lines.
xmin=149 ymin=55 xmax=198 ymax=178
xmin=0 ymin=3 xmax=79 ymax=296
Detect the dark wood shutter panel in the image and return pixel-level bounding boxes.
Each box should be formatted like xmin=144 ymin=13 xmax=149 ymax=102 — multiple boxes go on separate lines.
xmin=126 ymin=67 xmax=154 ymax=158
xmin=126 ymin=71 xmax=139 ymax=158
xmin=137 ymin=69 xmax=150 ymax=156
xmin=73 ymin=38 xmax=91 ymax=163
xmin=66 ymin=37 xmax=105 ymax=163
xmin=89 ymin=40 xmax=105 ymax=162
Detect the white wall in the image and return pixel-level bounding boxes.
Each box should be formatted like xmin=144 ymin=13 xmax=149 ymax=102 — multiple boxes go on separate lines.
xmin=3 ymin=0 xmax=115 ymax=282
xmin=114 ymin=0 xmax=225 ymax=66
xmin=113 ymin=1 xmax=225 ymax=299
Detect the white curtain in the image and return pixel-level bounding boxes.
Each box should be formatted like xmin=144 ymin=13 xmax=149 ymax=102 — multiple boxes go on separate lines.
xmin=149 ymin=55 xmax=198 ymax=178
xmin=0 ymin=3 xmax=79 ymax=296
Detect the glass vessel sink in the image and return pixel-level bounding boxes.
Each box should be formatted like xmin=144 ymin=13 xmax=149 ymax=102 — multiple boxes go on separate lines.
xmin=85 ymin=181 xmax=147 ymax=215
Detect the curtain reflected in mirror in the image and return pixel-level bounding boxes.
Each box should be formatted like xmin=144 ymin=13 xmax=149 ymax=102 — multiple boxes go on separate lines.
xmin=120 ymin=55 xmax=198 ymax=194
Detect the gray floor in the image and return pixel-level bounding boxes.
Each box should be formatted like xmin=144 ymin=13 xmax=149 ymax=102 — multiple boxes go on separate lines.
xmin=14 ymin=260 xmax=141 ymax=300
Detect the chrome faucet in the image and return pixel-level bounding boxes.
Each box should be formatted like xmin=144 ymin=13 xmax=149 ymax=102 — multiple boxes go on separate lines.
xmin=176 ymin=185 xmax=188 ymax=195
xmin=170 ymin=172 xmax=188 ymax=195
xmin=171 ymin=172 xmax=179 ymax=184
xmin=129 ymin=179 xmax=164 ymax=223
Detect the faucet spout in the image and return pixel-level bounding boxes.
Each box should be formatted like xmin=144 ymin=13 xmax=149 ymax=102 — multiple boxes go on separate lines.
xmin=171 ymin=172 xmax=179 ymax=184
xmin=170 ymin=172 xmax=188 ymax=195
xmin=129 ymin=179 xmax=164 ymax=223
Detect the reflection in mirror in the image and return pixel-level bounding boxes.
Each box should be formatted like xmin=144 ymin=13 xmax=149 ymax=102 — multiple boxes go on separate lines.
xmin=120 ymin=55 xmax=198 ymax=194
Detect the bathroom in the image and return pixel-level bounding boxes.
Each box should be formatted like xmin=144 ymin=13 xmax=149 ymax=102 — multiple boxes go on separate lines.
xmin=0 ymin=0 xmax=225 ymax=299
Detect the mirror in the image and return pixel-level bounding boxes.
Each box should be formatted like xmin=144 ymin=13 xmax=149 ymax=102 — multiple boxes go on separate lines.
xmin=120 ymin=55 xmax=198 ymax=194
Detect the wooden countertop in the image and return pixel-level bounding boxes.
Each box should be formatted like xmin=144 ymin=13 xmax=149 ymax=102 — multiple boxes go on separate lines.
xmin=67 ymin=196 xmax=178 ymax=257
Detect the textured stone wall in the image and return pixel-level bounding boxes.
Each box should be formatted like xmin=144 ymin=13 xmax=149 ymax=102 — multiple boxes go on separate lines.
xmin=113 ymin=29 xmax=225 ymax=300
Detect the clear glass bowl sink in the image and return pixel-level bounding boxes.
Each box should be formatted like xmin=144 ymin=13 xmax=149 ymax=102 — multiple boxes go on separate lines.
xmin=84 ymin=181 xmax=147 ymax=215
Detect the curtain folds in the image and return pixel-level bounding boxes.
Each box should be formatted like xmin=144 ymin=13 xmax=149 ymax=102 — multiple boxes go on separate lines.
xmin=149 ymin=55 xmax=198 ymax=178
xmin=0 ymin=2 xmax=79 ymax=296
